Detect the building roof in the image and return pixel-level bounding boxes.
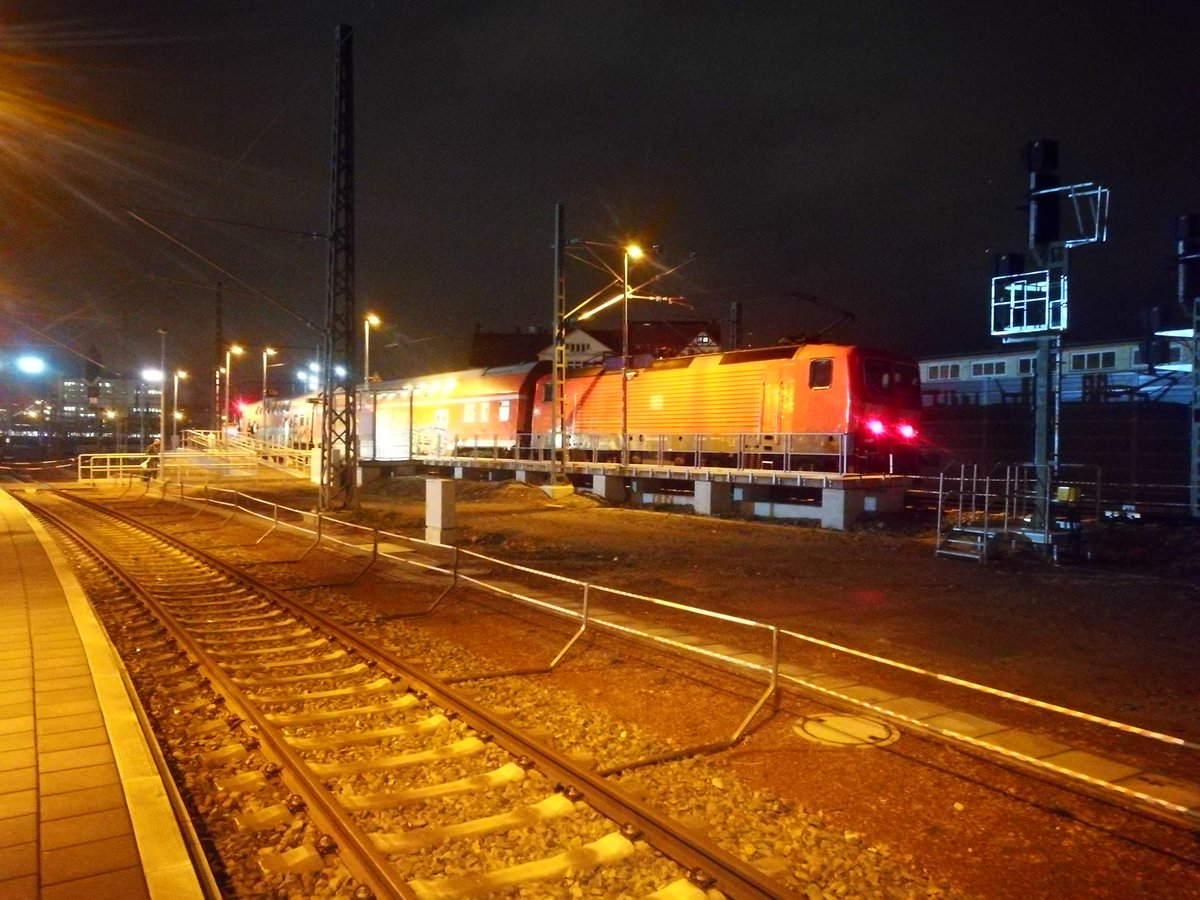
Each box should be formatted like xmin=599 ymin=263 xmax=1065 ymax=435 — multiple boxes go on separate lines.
xmin=468 ymin=327 xmax=552 ymax=368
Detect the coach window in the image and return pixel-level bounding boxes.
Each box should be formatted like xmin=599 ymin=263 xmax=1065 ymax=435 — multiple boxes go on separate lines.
xmin=463 ymin=402 xmax=476 ymax=424
xmin=498 ymin=400 xmax=511 ymax=422
xmin=480 ymin=401 xmax=490 ymax=423
xmin=1071 ymin=350 xmax=1118 ymax=372
xmin=809 ymin=358 xmax=833 ymax=389
xmin=970 ymin=361 xmax=1006 ymax=377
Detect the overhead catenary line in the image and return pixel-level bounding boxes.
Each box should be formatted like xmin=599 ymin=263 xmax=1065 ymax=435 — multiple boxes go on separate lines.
xmin=0 ymin=307 xmax=114 ymax=373
xmin=126 ymin=209 xmax=321 ymax=333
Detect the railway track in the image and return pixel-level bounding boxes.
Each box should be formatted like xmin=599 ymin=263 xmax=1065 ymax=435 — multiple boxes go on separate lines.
xmin=24 ymin=488 xmax=789 ymax=899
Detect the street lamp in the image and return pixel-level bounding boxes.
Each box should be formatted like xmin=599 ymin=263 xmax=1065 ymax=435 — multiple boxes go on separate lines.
xmin=171 ymin=370 xmax=187 ymax=447
xmin=261 ymin=347 xmax=277 ymax=405
xmin=363 ymin=313 xmax=380 ymax=385
xmin=363 ymin=314 xmax=381 ymax=461
xmin=621 ymin=243 xmax=643 ymax=465
xmin=562 ymin=238 xmax=691 ymax=467
xmin=223 ymin=343 xmax=244 ymax=435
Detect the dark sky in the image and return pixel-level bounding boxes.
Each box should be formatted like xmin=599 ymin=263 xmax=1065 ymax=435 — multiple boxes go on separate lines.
xmin=3 ymin=1 xmax=1199 ymax=393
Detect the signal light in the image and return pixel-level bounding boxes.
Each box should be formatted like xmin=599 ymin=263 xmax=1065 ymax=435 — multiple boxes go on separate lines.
xmin=865 ymin=418 xmax=885 ymax=435
xmin=896 ymin=423 xmax=917 ymax=440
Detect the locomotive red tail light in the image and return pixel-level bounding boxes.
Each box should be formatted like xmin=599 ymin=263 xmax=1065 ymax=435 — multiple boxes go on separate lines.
xmin=865 ymin=418 xmax=886 ymax=435
xmin=896 ymin=422 xmax=917 ymax=440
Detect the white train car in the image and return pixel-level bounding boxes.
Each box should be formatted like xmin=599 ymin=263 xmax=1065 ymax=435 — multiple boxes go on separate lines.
xmin=920 ymin=338 xmax=1192 ymax=407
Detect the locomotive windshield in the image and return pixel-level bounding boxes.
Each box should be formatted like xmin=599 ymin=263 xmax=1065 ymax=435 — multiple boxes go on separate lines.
xmin=862 ymin=357 xmax=921 ymax=408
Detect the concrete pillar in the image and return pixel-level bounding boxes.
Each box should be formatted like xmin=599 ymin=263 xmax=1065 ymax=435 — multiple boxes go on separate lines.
xmin=694 ymin=480 xmax=732 ymax=516
xmin=426 ymin=478 xmax=457 ymax=544
xmin=817 ymin=483 xmax=905 ymax=530
xmin=591 ymin=474 xmax=627 ymax=504
xmin=818 ymin=486 xmax=859 ymax=530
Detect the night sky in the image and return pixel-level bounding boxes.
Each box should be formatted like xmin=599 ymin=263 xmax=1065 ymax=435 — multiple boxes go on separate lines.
xmin=3 ymin=1 xmax=1199 ymax=397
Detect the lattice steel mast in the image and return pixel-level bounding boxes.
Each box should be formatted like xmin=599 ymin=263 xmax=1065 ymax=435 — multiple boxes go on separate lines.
xmin=550 ymin=204 xmax=568 ymax=487
xmin=319 ymin=23 xmax=358 ymax=510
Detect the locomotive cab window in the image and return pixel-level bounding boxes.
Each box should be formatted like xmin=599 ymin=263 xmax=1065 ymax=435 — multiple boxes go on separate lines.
xmin=809 ymin=358 xmax=833 ymax=389
xmin=863 ymin=358 xmax=922 ymax=407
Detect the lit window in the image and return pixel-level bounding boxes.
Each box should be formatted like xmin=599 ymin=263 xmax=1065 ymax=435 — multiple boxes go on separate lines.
xmin=498 ymin=400 xmax=511 ymax=422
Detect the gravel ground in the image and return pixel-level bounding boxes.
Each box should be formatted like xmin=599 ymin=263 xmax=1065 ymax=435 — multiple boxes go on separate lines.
xmin=67 ymin=477 xmax=1200 ymax=898
xmin=233 ymin=475 xmax=1200 ymax=899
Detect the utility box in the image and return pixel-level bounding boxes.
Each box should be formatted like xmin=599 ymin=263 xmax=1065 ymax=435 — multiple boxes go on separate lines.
xmin=426 ymin=478 xmax=457 ymax=545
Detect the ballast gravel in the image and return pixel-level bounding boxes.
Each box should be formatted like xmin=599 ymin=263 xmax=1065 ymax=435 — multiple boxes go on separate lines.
xmin=303 ymin=588 xmax=964 ymax=898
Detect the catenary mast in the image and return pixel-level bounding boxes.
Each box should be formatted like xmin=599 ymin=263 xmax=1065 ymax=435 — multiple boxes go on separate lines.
xmin=319 ymin=23 xmax=358 ymax=510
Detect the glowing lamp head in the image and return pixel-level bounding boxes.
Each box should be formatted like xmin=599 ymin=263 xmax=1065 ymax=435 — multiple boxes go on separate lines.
xmin=865 ymin=418 xmax=886 ymax=436
xmin=896 ymin=422 xmax=917 ymax=440
xmin=625 ymin=243 xmax=644 ymax=260
xmin=16 ymin=356 xmax=46 ymax=375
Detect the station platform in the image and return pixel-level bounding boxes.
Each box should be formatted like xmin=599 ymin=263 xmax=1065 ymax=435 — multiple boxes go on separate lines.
xmin=0 ymin=487 xmax=204 ymax=899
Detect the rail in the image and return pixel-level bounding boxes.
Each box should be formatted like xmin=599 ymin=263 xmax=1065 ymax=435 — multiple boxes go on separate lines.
xmin=101 ymin=480 xmax=1200 ymax=828
xmin=46 ymin=489 xmax=787 ymax=898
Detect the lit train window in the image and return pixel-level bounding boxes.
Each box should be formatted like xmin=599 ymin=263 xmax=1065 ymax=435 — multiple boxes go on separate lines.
xmin=463 ymin=403 xmax=476 ymax=424
xmin=809 ymin=358 xmax=833 ymax=389
xmin=498 ymin=400 xmax=511 ymax=422
xmin=480 ymin=402 xmax=490 ymax=423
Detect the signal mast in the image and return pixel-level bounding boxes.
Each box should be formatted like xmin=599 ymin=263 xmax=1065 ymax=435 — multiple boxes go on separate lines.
xmin=990 ymin=140 xmax=1109 ymax=537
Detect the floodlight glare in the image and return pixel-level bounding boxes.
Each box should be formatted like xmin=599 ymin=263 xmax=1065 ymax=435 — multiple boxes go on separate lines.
xmin=16 ymin=356 xmax=45 ymax=375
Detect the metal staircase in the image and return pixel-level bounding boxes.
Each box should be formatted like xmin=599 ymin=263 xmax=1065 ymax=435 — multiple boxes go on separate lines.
xmin=934 ymin=463 xmax=998 ymax=563
xmin=934 ymin=462 xmax=1100 ymax=564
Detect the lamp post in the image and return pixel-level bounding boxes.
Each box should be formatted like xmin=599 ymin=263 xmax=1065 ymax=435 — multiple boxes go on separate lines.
xmin=564 ymin=237 xmax=690 ymax=467
xmin=223 ymin=343 xmax=244 ymax=436
xmin=157 ymin=329 xmax=166 ymax=473
xmin=261 ymin=347 xmax=276 ymax=405
xmin=171 ymin=370 xmax=188 ymax=448
xmin=621 ymin=244 xmax=643 ymax=465
xmin=363 ymin=314 xmax=381 ymax=460
xmin=363 ymin=313 xmax=380 ymax=385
